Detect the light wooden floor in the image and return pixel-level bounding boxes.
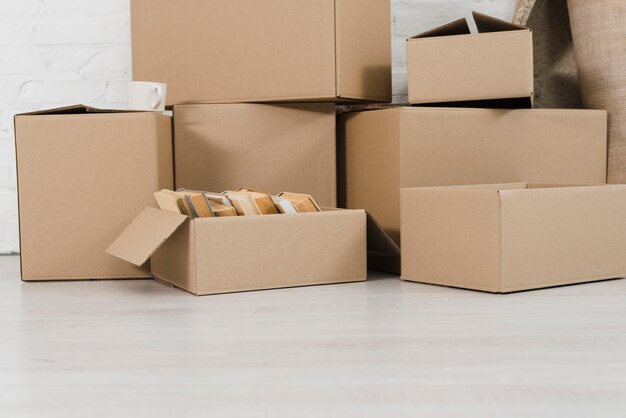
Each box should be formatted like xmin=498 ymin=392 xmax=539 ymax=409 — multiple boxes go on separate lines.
xmin=1 ymin=255 xmax=625 ymax=417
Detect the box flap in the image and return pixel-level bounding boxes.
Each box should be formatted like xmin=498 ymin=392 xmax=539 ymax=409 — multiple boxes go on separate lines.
xmin=106 ymin=207 xmax=188 ymax=267
xmin=410 ymin=12 xmax=526 ymax=40
xmin=16 ymin=104 xmax=140 ymax=116
xmin=367 ymin=213 xmax=401 ymax=274
xmin=411 ymin=17 xmax=470 ymax=39
xmin=472 ymin=11 xmax=527 ymax=33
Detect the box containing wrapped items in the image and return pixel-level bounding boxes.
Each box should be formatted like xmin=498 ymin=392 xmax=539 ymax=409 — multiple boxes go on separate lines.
xmin=107 ymin=190 xmax=366 ymax=295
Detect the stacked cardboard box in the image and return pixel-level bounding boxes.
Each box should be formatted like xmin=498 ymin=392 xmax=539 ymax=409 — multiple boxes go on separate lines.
xmin=130 ymin=0 xmax=391 ymax=104
xmin=406 ymin=12 xmax=533 ymax=107
xmin=172 ymin=103 xmax=338 ymax=206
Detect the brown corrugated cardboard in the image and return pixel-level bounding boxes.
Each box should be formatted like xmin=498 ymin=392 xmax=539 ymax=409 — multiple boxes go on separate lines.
xmin=14 ymin=105 xmax=173 ymax=281
xmin=407 ymin=11 xmax=533 ymax=106
xmin=338 ymin=107 xmax=608 ymax=273
xmin=131 ymin=0 xmax=391 ymax=105
xmin=174 ymin=103 xmax=337 ymax=207
xmin=107 ymin=208 xmax=367 ymax=296
xmin=400 ymin=183 xmax=626 ymax=292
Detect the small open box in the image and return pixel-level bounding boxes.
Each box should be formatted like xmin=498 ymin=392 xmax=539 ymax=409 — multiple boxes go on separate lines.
xmin=107 ymin=207 xmax=366 ymax=295
xmin=406 ymin=11 xmax=533 ymax=106
xmin=401 ymin=183 xmax=626 ymax=293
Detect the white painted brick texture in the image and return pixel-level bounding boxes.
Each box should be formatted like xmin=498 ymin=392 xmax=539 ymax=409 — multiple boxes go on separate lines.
xmin=0 ymin=0 xmax=515 ymax=253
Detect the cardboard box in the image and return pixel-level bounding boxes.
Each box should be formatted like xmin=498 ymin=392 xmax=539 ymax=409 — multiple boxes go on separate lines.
xmin=401 ymin=183 xmax=626 ymax=292
xmin=174 ymin=103 xmax=337 ymax=207
xmin=338 ymin=107 xmax=608 ymax=273
xmin=106 ymin=207 xmax=366 ymax=295
xmin=131 ymin=0 xmax=391 ymax=105
xmin=14 ymin=105 xmax=173 ymax=281
xmin=407 ymin=11 xmax=533 ymax=106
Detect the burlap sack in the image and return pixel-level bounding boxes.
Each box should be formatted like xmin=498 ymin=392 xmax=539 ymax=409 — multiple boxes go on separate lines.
xmin=568 ymin=1 xmax=626 ymax=183
xmin=514 ymin=0 xmax=582 ymax=109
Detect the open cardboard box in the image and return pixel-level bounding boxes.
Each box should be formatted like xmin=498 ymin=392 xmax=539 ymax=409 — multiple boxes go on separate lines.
xmin=14 ymin=105 xmax=173 ymax=281
xmin=131 ymin=0 xmax=391 ymax=104
xmin=401 ymin=183 xmax=626 ymax=293
xmin=106 ymin=207 xmax=367 ymax=295
xmin=338 ymin=106 xmax=608 ymax=274
xmin=407 ymin=11 xmax=533 ymax=106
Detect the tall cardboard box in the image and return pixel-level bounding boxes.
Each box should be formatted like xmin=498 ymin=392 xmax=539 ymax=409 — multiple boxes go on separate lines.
xmin=407 ymin=12 xmax=533 ymax=106
xmin=131 ymin=0 xmax=391 ymax=104
xmin=174 ymin=103 xmax=337 ymax=207
xmin=107 ymin=208 xmax=367 ymax=296
xmin=338 ymin=107 xmax=608 ymax=273
xmin=14 ymin=106 xmax=173 ymax=281
xmin=401 ymin=184 xmax=626 ymax=292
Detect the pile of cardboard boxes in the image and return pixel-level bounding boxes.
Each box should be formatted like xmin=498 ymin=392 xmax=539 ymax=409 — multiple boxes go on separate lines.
xmin=12 ymin=1 xmax=626 ymax=295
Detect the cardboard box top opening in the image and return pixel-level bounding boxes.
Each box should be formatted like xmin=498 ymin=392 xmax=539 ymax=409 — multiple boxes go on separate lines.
xmin=106 ymin=207 xmax=188 ymax=267
xmin=402 ymin=183 xmax=618 ymax=194
xmin=341 ymin=107 xmax=608 ymax=117
xmin=410 ymin=11 xmax=528 ymax=39
xmin=15 ymin=104 xmax=154 ymax=117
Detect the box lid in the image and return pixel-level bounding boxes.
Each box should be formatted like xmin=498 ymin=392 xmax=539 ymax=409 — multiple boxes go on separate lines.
xmin=411 ymin=11 xmax=527 ymax=39
xmin=367 ymin=213 xmax=401 ymax=274
xmin=411 ymin=17 xmax=470 ymax=39
xmin=472 ymin=11 xmax=527 ymax=33
xmin=367 ymin=213 xmax=400 ymax=256
xmin=106 ymin=207 xmax=188 ymax=267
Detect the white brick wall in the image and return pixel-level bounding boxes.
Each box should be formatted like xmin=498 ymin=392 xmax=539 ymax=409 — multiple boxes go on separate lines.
xmin=0 ymin=0 xmax=515 ymax=253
